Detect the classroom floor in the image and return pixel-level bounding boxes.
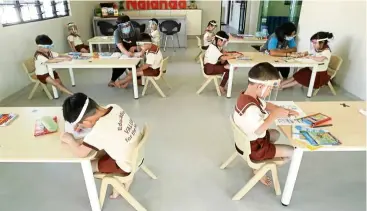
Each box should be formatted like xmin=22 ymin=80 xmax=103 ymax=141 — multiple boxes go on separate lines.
xmin=0 ymin=39 xmax=365 ymax=211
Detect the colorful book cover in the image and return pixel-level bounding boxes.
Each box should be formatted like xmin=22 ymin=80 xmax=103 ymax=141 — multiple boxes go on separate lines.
xmin=295 ymin=113 xmax=331 ymax=127
xmin=0 ymin=113 xmax=18 ymax=127
xmin=292 ymin=125 xmax=341 ymax=147
xmin=34 ymin=116 xmax=58 ymax=137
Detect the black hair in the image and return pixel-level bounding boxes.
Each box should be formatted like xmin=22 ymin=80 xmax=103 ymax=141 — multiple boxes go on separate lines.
xmin=150 ymin=18 xmax=159 ymax=25
xmin=310 ymin=31 xmax=333 ymax=49
xmin=62 ymin=93 xmax=99 ymax=124
xmin=214 ymin=31 xmax=229 ymax=45
xmin=275 ymin=22 xmax=297 ymax=42
xmin=140 ymin=33 xmax=152 ymax=42
xmin=248 ymin=62 xmax=280 ymax=84
xmin=35 ymin=34 xmax=53 ymax=45
xmin=208 ymin=20 xmax=217 ymax=27
xmin=117 ymin=15 xmax=130 ymax=24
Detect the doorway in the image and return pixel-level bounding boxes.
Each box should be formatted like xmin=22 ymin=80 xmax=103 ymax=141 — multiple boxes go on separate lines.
xmin=221 ymin=0 xmax=248 ymax=34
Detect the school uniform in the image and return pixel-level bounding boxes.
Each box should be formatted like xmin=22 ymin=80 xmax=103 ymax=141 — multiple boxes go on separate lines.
xmin=202 ymin=30 xmax=214 ymax=50
xmin=293 ymin=49 xmax=332 ymax=88
xmin=67 ymin=35 xmax=89 ymax=52
xmin=203 ymin=44 xmax=229 ymax=87
xmin=150 ymin=29 xmax=161 ymax=47
xmin=34 ymin=51 xmax=60 ymax=84
xmin=143 ymin=44 xmax=163 ymax=77
xmin=82 ymin=104 xmax=140 ymax=175
xmin=233 ymin=93 xmax=276 ymax=161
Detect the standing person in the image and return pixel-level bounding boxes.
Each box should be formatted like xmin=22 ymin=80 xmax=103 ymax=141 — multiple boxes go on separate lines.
xmin=108 ymin=15 xmax=140 ymax=87
xmin=202 ymin=20 xmax=217 ymax=50
xmin=260 ymin=22 xmax=298 ymax=79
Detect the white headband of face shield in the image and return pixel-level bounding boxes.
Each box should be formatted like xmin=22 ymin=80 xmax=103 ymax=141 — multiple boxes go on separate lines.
xmin=248 ymin=77 xmax=280 ymax=97
xmin=215 ymin=35 xmax=228 ymax=41
xmin=71 ymin=98 xmax=89 ymax=126
xmin=209 ymin=22 xmax=217 ymax=26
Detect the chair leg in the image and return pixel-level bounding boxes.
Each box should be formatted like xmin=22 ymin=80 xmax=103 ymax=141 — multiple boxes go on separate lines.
xmin=142 ymin=79 xmax=150 ymax=96
xmin=140 ymin=164 xmax=158 ymax=179
xmin=171 ymin=36 xmax=175 ymax=52
xmin=41 ymin=83 xmax=53 ymax=100
xmin=196 ymin=78 xmax=213 ymax=95
xmin=270 ymin=165 xmax=281 ymax=195
xmin=99 ymin=177 xmax=110 ymax=209
xmin=176 ymin=33 xmax=180 ymax=48
xmin=220 ymin=152 xmax=237 ymax=169
xmin=151 ymin=79 xmax=166 ymax=97
xmin=328 ymin=81 xmax=336 ymax=95
xmin=161 ymin=75 xmax=171 ymax=89
xmin=232 ymin=165 xmax=271 ymax=200
xmin=313 ymin=88 xmax=320 ymax=96
xmin=213 ymin=77 xmax=222 ymax=96
xmin=164 ymin=35 xmax=168 ymax=52
xmin=28 ymin=82 xmax=40 ymax=100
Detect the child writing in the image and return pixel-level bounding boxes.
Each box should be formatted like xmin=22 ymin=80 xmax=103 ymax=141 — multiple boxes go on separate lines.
xmin=34 ymin=34 xmax=73 ymax=96
xmin=280 ymin=32 xmax=334 ymax=89
xmin=202 ymin=20 xmax=217 ymax=50
xmin=233 ymin=62 xmax=296 ymax=186
xmin=116 ymin=33 xmax=163 ymax=88
xmin=149 ymin=18 xmax=160 ymax=46
xmin=203 ymin=31 xmax=242 ymax=94
xmin=61 ymin=92 xmax=140 ymax=198
xmin=66 ymin=22 xmax=90 ymax=53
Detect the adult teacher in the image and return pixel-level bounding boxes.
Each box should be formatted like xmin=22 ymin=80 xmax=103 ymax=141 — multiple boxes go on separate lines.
xmin=260 ymin=22 xmax=297 ymax=79
xmin=108 ymin=15 xmax=140 ymax=87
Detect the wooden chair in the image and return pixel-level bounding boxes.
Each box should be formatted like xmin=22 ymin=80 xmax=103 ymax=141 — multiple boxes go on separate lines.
xmin=142 ymin=57 xmax=170 ymax=98
xmin=94 ymin=124 xmax=157 ymax=211
xmin=196 ymin=54 xmax=222 ymax=96
xmin=220 ymin=116 xmax=284 ymax=200
xmin=313 ymin=55 xmax=343 ymax=96
xmin=194 ymin=36 xmax=204 ymax=63
xmin=22 ymin=58 xmax=53 ymax=100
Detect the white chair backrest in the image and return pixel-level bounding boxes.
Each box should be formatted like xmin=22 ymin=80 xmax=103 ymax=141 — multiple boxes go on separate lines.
xmin=328 ymin=55 xmax=343 ymax=79
xmin=22 ymin=58 xmax=37 ymax=82
xmin=155 ymin=56 xmax=169 ymax=80
xmin=199 ymin=54 xmax=208 ymax=78
xmin=127 ymin=124 xmax=149 ymax=180
xmin=196 ymin=36 xmax=202 ymax=48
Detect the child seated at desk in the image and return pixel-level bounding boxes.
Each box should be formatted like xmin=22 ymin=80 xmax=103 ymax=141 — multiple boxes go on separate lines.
xmin=233 ymin=62 xmax=296 ymax=186
xmin=34 ymin=34 xmax=73 ymax=96
xmin=116 ymin=33 xmax=163 ymax=88
xmin=203 ymin=31 xmax=241 ymax=95
xmin=61 ymin=93 xmax=140 ymax=198
xmin=66 ymin=22 xmax=90 ymax=53
xmin=202 ymin=20 xmax=217 ymax=50
xmin=149 ymin=18 xmax=160 ymax=46
xmin=280 ymin=32 xmax=334 ymax=90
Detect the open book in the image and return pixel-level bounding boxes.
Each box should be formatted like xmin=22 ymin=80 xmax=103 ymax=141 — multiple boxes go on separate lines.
xmin=270 ymin=101 xmax=306 ymax=125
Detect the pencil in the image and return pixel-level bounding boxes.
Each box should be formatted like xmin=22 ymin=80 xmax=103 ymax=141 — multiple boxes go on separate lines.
xmin=313 ymin=124 xmax=333 ymax=128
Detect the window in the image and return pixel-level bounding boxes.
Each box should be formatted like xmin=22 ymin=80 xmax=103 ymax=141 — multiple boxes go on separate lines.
xmin=0 ymin=0 xmax=70 ymax=26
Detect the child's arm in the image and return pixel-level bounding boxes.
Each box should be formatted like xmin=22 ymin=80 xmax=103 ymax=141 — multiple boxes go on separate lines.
xmin=255 ymin=108 xmax=289 ymax=135
xmin=45 ymin=58 xmax=66 ymax=63
xmin=61 ymin=132 xmax=93 ymax=157
xmin=68 ymin=41 xmax=77 ymax=52
xmin=307 ymin=56 xmax=328 ymax=62
xmin=137 ymin=64 xmax=150 ymax=71
xmin=266 ymin=103 xmax=300 ymax=117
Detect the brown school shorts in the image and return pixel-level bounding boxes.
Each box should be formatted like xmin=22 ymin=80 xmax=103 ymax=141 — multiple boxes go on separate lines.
xmin=98 ymin=154 xmax=131 ymax=176
xmin=36 ymin=71 xmax=59 ymax=84
xmin=143 ymin=67 xmax=160 ymax=77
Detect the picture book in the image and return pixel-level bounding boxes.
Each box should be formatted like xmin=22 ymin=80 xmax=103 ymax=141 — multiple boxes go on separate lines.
xmin=269 ymin=101 xmax=306 ymax=125
xmin=98 ymin=52 xmax=113 ymax=59
xmin=292 ymin=125 xmax=341 ymax=147
xmin=236 ymin=56 xmax=251 ymax=61
xmin=0 ymin=113 xmax=18 ymax=127
xmin=295 ymin=113 xmax=331 ymax=127
xmin=34 ymin=116 xmax=58 ymax=137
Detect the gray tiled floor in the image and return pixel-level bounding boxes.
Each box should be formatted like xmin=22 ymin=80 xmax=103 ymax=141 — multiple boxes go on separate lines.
xmin=0 ymin=39 xmax=365 ymax=211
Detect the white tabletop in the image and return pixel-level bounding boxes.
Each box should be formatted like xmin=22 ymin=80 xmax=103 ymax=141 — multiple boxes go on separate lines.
xmin=93 ymin=15 xmax=186 ymax=20
xmin=0 ymin=107 xmax=95 ymax=162
xmin=88 ymin=36 xmax=114 ymax=44
xmin=47 ymin=57 xmax=141 ymax=69
xmin=229 ymin=37 xmax=266 ymax=44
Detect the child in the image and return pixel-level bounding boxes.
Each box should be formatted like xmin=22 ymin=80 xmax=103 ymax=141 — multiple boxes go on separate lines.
xmin=34 ymin=34 xmax=73 ymax=96
xmin=66 ymin=22 xmax=90 ymax=53
xmin=280 ymin=32 xmax=334 ymax=89
xmin=116 ymin=33 xmax=163 ymax=88
xmin=203 ymin=31 xmax=241 ymax=94
xmin=233 ymin=62 xmax=296 ymax=186
xmin=61 ymin=93 xmax=140 ymax=198
xmin=202 ymin=20 xmax=217 ymax=50
xmin=149 ymin=18 xmax=160 ymax=46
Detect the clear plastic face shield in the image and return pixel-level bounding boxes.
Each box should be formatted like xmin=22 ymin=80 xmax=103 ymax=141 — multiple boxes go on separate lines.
xmin=38 ymin=44 xmax=54 ymax=49
xmin=209 ymin=21 xmax=217 ymax=30
xmin=67 ymin=22 xmax=78 ymax=34
xmin=248 ymin=77 xmax=281 ymax=101
xmin=215 ymin=35 xmax=228 ymax=48
xmin=118 ymin=21 xmax=132 ymax=34
xmin=309 ymin=38 xmax=329 ymax=55
xmin=149 ymin=20 xmax=157 ymax=29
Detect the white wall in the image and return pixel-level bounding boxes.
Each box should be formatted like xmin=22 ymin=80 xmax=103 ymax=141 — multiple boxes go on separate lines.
xmin=221 ymin=0 xmax=229 ymax=24
xmin=245 ymin=0 xmax=260 ymax=35
xmin=297 ymin=0 xmax=366 ymax=100
xmin=0 ymin=1 xmax=97 ymax=101
xmin=228 ymin=0 xmax=241 ymax=30
xmin=196 ymin=0 xmax=221 ymax=32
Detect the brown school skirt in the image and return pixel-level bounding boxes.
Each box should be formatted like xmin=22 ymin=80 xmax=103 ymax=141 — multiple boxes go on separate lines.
xmin=293 ymin=68 xmax=331 ymax=89
xmin=36 ymin=71 xmax=59 ymax=84
xmin=143 ymin=67 xmax=160 ymax=77
xmin=204 ymin=62 xmax=228 ymax=75
xmin=235 ymin=130 xmax=276 ymax=161
xmin=98 ymin=154 xmax=131 ymax=176
xmin=75 ymin=44 xmax=90 ymax=52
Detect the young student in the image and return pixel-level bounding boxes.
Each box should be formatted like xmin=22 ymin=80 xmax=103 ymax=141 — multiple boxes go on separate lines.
xmin=61 ymin=92 xmax=140 ymax=198
xmin=233 ymin=62 xmax=296 ymax=186
xmin=66 ymin=22 xmax=90 ymax=53
xmin=116 ymin=33 xmax=163 ymax=88
xmin=203 ymin=31 xmax=241 ymax=94
xmin=149 ymin=18 xmax=160 ymax=46
xmin=202 ymin=20 xmax=217 ymax=50
xmin=34 ymin=34 xmax=73 ymax=96
xmin=280 ymin=32 xmax=334 ymax=89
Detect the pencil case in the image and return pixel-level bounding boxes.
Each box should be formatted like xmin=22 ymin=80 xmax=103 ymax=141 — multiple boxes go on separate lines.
xmin=41 ymin=116 xmax=58 ymax=132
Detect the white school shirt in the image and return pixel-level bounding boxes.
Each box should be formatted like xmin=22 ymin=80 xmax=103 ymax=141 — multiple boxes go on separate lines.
xmin=203 ymin=31 xmax=214 ymax=47
xmin=145 ymin=45 xmax=163 ymax=69
xmin=315 ymin=49 xmax=332 ymax=71
xmin=83 ymin=104 xmax=140 ymax=173
xmin=150 ymin=29 xmax=160 ymax=46
xmin=67 ymin=35 xmax=83 ymax=46
xmin=204 ymin=44 xmax=222 ymax=65
xmin=233 ymin=97 xmax=269 ymax=140
xmin=35 ymin=51 xmax=59 ymax=75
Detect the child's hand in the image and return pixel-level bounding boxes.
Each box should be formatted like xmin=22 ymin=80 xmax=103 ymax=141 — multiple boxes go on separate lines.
xmin=271 ymin=107 xmax=290 ymax=118
xmin=65 ymin=56 xmax=72 ymax=61
xmin=129 ymin=46 xmax=137 ymax=53
xmin=60 ymin=132 xmax=74 ymax=144
xmin=287 ymin=109 xmax=299 ymax=117
xmin=126 ymin=52 xmax=134 ymax=57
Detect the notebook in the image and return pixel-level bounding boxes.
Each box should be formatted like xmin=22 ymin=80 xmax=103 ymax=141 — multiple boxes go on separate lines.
xmin=0 ymin=113 xmax=18 ymax=127
xmin=34 ymin=116 xmax=58 ymax=137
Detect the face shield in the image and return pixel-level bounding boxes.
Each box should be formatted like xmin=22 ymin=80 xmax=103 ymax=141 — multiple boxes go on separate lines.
xmin=248 ymin=77 xmax=281 ymax=101
xmin=67 ymin=22 xmax=78 ymax=34
xmin=215 ymin=35 xmax=228 ymax=48
xmin=70 ymin=98 xmax=89 ymax=127
xmin=310 ymin=38 xmax=329 ymax=55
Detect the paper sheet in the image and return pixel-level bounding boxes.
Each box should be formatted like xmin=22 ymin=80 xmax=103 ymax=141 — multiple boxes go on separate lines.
xmin=270 ymin=101 xmax=306 ymax=125
xmin=119 ymin=52 xmax=141 ymax=59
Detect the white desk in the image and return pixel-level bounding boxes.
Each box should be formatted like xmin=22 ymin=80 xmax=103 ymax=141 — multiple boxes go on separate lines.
xmin=0 ymin=107 xmax=100 ymax=211
xmin=47 ymin=57 xmax=141 ymax=99
xmin=228 ymin=37 xmax=266 ymax=45
xmin=227 ymin=52 xmax=321 ymax=98
xmin=278 ymin=101 xmax=366 ymax=206
xmin=88 ymin=36 xmax=114 ymax=53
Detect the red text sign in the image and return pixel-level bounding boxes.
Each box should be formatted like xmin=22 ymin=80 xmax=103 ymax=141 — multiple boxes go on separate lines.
xmin=126 ymin=0 xmax=187 ymax=10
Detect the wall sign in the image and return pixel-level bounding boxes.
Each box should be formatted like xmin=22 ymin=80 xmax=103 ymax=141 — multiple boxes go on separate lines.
xmin=126 ymin=0 xmax=187 ymax=10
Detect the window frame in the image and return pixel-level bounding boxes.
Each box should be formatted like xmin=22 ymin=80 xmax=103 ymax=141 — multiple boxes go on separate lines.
xmin=0 ymin=0 xmax=70 ymax=27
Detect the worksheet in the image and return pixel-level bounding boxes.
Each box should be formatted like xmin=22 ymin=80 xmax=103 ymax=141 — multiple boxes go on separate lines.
xmin=269 ymin=101 xmax=306 ymax=125
xmin=119 ymin=52 xmax=141 ymax=59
